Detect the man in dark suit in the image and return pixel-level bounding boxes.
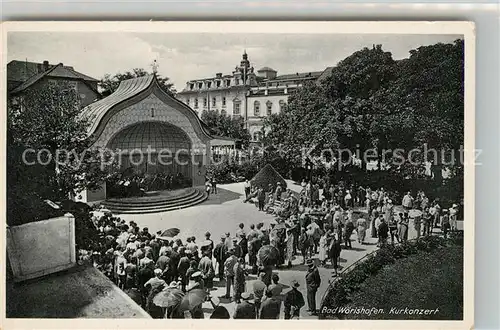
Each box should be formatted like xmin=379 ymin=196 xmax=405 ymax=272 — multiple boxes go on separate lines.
xmin=283 ymin=280 xmax=305 ymax=319
xmin=213 ymin=235 xmax=228 ymax=281
xmin=305 ymin=259 xmax=321 ymax=315
xmin=233 ymin=292 xmax=256 ymax=319
xmin=259 ymin=290 xmax=281 ymax=319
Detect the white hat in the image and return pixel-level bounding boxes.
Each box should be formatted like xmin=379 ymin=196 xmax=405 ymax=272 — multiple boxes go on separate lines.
xmin=452 ymin=204 xmax=458 ymax=208
xmin=154 ymin=268 xmax=162 ymax=275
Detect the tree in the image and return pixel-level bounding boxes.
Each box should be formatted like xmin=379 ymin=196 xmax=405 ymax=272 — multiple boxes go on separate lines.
xmin=99 ymin=68 xmax=175 ymax=97
xmin=262 ymin=39 xmax=464 ymax=189
xmin=7 ymin=81 xmax=118 ymax=225
xmin=200 ymin=110 xmax=251 ymax=148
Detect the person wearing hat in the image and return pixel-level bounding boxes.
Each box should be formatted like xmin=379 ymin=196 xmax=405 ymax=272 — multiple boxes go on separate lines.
xmin=204 ymin=231 xmax=214 ymax=251
xmin=252 ymin=272 xmax=267 ymax=317
xmin=199 ymin=248 xmax=215 ymax=296
xmin=377 ymin=216 xmax=389 ymax=247
xmin=232 ymin=237 xmax=242 ymax=258
xmin=233 ymin=292 xmax=256 ymax=319
xmin=213 ymin=235 xmax=228 ymax=281
xmin=298 ymin=228 xmax=310 ymax=264
xmin=187 ymin=271 xmax=205 ymax=319
xmin=223 ymin=248 xmax=238 ymax=299
xmin=284 ymin=280 xmax=305 ymax=319
xmin=397 ymin=212 xmax=409 ymax=242
xmin=259 ymin=288 xmax=282 ymax=319
xmin=440 ymin=209 xmax=451 ymax=238
xmin=449 ymin=204 xmax=459 ymax=231
xmin=177 ymin=249 xmax=190 ymax=292
xmin=126 ymin=235 xmax=139 ymax=251
xmin=233 ymin=257 xmax=247 ymax=304
xmin=305 ymin=259 xmax=321 ymax=315
xmin=275 ymin=182 xmax=283 ymax=202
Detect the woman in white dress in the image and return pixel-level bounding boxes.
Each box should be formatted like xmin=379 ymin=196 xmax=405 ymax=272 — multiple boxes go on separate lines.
xmin=318 ymin=231 xmax=329 ymax=266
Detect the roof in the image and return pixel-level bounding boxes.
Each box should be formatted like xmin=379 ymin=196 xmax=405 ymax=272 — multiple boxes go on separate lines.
xmin=257 ymin=66 xmax=276 ymax=72
xmin=10 ymin=64 xmax=63 ymax=94
xmin=272 ymin=71 xmax=323 ymax=81
xmin=9 ymin=61 xmax=99 ymax=95
xmin=81 ymin=74 xmax=213 ymax=139
xmin=81 ymin=75 xmax=155 ymax=135
xmin=316 ymin=66 xmax=335 ymax=82
xmin=7 ymin=60 xmax=98 ymax=83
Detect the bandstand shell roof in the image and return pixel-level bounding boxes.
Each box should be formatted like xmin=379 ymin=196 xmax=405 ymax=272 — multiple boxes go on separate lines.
xmin=80 ymin=74 xmax=212 ymax=140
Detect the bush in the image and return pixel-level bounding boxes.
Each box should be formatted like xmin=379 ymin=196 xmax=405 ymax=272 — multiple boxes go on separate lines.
xmin=320 ymin=235 xmax=463 ymax=320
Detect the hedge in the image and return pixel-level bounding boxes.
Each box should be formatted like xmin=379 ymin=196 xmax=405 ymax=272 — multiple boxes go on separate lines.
xmin=319 ymin=233 xmax=464 ymax=319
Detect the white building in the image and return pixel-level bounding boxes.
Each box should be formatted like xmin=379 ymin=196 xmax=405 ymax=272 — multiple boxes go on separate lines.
xmin=176 ymin=51 xmax=333 ymax=144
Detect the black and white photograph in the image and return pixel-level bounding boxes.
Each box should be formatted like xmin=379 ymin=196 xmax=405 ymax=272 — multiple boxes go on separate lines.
xmin=2 ymin=21 xmax=474 ymax=328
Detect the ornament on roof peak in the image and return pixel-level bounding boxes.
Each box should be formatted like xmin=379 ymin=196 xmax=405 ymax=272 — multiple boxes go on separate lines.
xmin=150 ymin=59 xmax=159 ymax=74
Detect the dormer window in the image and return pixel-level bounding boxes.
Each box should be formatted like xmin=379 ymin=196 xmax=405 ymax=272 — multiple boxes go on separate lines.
xmin=216 ymin=81 xmax=221 ymax=88
xmin=198 ymin=82 xmax=203 ymax=89
xmin=207 ymin=81 xmax=212 ymax=89
xmin=190 ymin=83 xmax=194 ymax=90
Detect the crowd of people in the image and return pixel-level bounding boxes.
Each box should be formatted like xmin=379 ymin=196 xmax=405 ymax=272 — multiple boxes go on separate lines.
xmin=80 ymin=175 xmax=462 ymax=319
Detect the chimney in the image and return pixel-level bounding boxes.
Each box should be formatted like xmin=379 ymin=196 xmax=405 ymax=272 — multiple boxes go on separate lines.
xmin=43 ymin=60 xmax=49 ymax=71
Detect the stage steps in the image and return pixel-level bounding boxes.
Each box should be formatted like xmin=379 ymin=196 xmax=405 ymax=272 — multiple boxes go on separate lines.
xmin=101 ymin=189 xmax=208 ymax=214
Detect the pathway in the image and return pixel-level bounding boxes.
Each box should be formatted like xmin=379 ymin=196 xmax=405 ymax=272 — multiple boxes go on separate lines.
xmin=124 ymin=181 xmax=423 ymax=319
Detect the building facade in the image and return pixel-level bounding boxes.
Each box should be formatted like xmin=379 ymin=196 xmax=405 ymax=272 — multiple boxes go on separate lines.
xmin=78 ymin=74 xmax=213 ymax=203
xmin=176 ymin=52 xmax=333 ymax=144
xmin=7 ymin=60 xmax=100 ymax=108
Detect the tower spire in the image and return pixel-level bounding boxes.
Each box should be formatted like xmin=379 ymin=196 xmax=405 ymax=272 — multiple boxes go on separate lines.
xmin=150 ymin=59 xmax=159 ymax=75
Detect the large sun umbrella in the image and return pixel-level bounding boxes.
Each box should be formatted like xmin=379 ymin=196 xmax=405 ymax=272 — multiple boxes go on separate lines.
xmin=178 ymin=289 xmax=206 ymax=311
xmin=160 ymin=228 xmax=180 ymax=238
xmin=153 ymin=288 xmax=184 ymax=308
xmin=258 ymin=245 xmax=280 ymax=266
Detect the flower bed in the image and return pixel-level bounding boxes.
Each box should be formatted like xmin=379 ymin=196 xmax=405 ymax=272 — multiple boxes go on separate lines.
xmin=319 ymin=233 xmax=463 ymax=319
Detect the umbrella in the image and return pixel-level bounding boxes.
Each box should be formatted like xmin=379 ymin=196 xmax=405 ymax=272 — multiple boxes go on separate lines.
xmin=258 ymin=245 xmax=280 ymax=266
xmin=201 ymin=240 xmax=212 ymax=248
xmin=408 ymin=209 xmax=423 ymax=218
xmin=160 ymin=228 xmax=180 ymax=238
xmin=153 ymin=288 xmax=184 ymax=307
xmin=178 ymin=289 xmax=206 ymax=311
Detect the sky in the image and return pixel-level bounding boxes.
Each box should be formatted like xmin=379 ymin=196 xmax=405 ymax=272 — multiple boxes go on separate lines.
xmin=7 ymin=32 xmax=461 ymax=91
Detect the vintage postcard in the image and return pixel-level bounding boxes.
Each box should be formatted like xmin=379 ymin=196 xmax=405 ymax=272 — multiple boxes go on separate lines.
xmin=1 ymin=21 xmax=474 ymax=330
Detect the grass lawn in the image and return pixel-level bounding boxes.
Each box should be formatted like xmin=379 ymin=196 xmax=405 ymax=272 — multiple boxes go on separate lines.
xmin=343 ymin=245 xmax=463 ymax=320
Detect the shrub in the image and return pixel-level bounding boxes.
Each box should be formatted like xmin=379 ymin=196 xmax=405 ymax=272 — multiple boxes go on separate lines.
xmin=320 ymin=235 xmax=463 ymax=319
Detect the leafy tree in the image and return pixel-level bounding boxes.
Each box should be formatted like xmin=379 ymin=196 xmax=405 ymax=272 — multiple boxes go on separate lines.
xmin=99 ymin=68 xmax=175 ymax=97
xmin=7 ymin=81 xmax=118 ymax=225
xmin=200 ymin=109 xmax=251 ymax=148
xmin=262 ymin=39 xmax=464 ymax=190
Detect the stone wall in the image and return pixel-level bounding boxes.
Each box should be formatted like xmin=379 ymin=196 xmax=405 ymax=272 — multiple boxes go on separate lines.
xmin=7 ymin=214 xmax=76 ymax=282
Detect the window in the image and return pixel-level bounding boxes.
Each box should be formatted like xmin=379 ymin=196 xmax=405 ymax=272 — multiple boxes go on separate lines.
xmin=212 ymin=97 xmax=216 ymax=107
xmin=233 ymin=101 xmax=241 ymax=115
xmin=186 ymin=98 xmax=190 ymax=106
xmin=235 ymin=78 xmax=239 ymax=86
xmin=266 ymin=101 xmax=273 ymax=116
xmin=279 ymin=100 xmax=286 ymax=112
xmin=194 ymin=98 xmax=199 ymax=108
xmin=207 ymin=81 xmax=212 ymax=89
xmin=254 ymin=101 xmax=260 ymax=116
xmin=253 ymin=132 xmax=262 ymax=142
xmin=190 ymin=83 xmax=194 ymax=90
xmin=203 ymin=98 xmax=207 ymax=107
xmin=222 ymin=97 xmax=226 ymax=107
xmin=221 ymin=109 xmax=226 ymax=116
xmin=216 ymin=81 xmax=221 ymax=88
xmin=198 ymin=82 xmax=203 ymax=89
xmin=225 ymin=80 xmax=231 ymax=87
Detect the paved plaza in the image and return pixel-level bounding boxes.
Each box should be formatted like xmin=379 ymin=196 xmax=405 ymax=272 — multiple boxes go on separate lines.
xmin=121 ymin=181 xmax=421 ymax=319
